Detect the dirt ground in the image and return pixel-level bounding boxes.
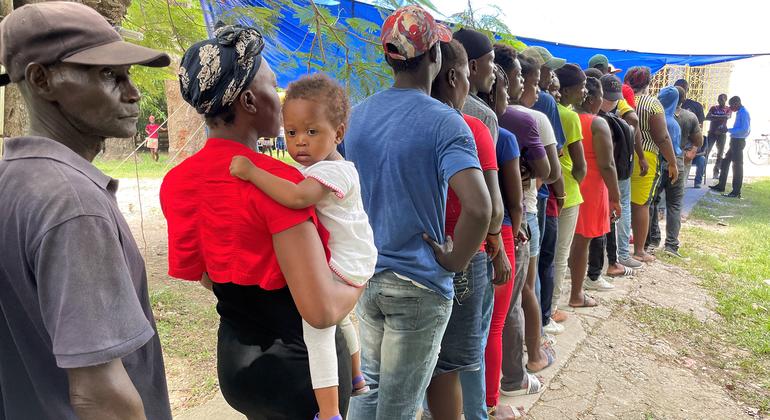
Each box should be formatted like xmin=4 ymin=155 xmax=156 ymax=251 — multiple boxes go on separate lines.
xmin=116 ymin=178 xmax=767 ymax=419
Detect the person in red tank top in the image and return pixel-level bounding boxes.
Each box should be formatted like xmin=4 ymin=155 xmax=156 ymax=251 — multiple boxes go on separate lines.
xmin=568 ymin=77 xmax=622 ymax=307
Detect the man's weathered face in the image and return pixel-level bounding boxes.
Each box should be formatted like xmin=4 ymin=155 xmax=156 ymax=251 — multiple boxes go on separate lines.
xmin=49 ymin=63 xmax=140 ymax=139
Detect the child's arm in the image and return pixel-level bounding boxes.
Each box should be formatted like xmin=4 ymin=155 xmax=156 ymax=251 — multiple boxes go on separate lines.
xmin=230 ymin=156 xmax=328 ymax=209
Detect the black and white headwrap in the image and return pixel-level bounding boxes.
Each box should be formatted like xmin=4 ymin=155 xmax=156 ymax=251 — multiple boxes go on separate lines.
xmin=178 ymin=22 xmax=265 ymax=117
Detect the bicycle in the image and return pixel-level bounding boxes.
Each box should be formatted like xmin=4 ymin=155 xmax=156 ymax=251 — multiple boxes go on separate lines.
xmin=747 ymin=134 xmax=770 ymax=165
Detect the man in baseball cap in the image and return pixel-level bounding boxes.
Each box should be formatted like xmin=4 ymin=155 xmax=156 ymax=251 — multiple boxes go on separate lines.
xmin=345 ymin=5 xmax=491 ymax=419
xmin=522 ymin=45 xmax=566 ymax=99
xmin=0 ymin=2 xmax=171 ymax=419
xmin=588 ymin=54 xmax=622 ymax=75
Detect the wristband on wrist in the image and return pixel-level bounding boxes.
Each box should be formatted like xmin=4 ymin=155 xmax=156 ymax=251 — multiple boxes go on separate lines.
xmin=555 ymin=195 xmax=567 ymax=200
xmin=487 ymin=229 xmax=502 ymax=236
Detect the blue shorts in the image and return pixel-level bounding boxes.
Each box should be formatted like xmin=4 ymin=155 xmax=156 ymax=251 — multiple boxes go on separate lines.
xmin=527 ymin=211 xmax=541 ymax=257
xmin=434 ymin=251 xmax=490 ymax=375
xmin=276 ymin=137 xmax=286 ymax=150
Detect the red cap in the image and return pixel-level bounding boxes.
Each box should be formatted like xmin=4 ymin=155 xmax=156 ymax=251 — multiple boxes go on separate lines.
xmin=380 ymin=6 xmax=452 ymax=61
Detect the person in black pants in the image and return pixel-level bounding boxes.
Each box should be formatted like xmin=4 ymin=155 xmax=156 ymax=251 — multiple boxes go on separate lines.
xmin=705 ymin=94 xmax=732 ymax=179
xmin=711 ymin=96 xmax=751 ymax=198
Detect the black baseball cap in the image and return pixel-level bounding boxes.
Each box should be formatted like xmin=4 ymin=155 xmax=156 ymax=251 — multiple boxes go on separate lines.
xmin=600 ymin=74 xmax=623 ymax=101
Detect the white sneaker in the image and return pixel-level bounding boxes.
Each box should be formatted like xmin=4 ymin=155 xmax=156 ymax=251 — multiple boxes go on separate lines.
xmin=583 ymin=277 xmax=615 ymax=291
xmin=544 ymin=320 xmax=565 ymax=335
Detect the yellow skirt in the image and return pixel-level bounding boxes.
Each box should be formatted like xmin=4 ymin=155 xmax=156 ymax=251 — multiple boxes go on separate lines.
xmin=630 ymin=151 xmax=660 ymax=206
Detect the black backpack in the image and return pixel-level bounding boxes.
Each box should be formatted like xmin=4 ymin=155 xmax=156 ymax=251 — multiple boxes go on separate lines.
xmin=601 ymin=110 xmax=634 ymax=180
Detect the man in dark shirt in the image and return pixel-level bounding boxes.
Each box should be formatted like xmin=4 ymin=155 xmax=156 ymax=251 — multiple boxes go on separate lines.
xmin=0 ymin=3 xmax=172 ymax=419
xmin=706 ymin=93 xmax=733 ymax=178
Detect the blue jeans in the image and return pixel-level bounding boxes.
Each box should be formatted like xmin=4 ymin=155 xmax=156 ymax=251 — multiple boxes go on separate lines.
xmin=349 ymin=271 xmax=453 ymax=420
xmin=694 ymin=155 xmax=706 ymax=186
xmin=435 ymin=252 xmax=490 ymax=375
xmin=616 ymin=177 xmax=632 ymax=261
xmin=458 ymin=260 xmax=494 ymax=420
xmin=538 ymin=213 xmax=558 ymax=325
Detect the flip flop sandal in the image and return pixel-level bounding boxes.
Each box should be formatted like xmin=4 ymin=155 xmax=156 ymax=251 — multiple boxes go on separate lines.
xmin=526 ymin=344 xmax=556 ymax=373
xmin=488 ymin=404 xmax=527 ymax=419
xmin=500 ymin=372 xmax=543 ymax=396
xmin=607 ymin=265 xmax=634 ymax=278
xmin=569 ymin=293 xmax=598 ymax=308
xmin=351 ymin=374 xmax=370 ymax=396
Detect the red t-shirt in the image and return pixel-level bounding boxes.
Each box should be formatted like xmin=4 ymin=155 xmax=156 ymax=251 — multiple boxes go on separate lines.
xmin=145 ymin=124 xmax=161 ymax=139
xmin=445 ymin=115 xmax=498 ymax=250
xmin=160 ymin=138 xmax=330 ymax=290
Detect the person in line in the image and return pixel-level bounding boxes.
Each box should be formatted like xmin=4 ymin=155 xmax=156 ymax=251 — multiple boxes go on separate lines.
xmin=0 ymin=3 xmax=172 ymax=419
xmin=705 ymin=94 xmax=733 ymax=179
xmin=674 ymin=79 xmax=705 ymax=126
xmin=569 ymin=77 xmax=621 ymax=302
xmin=494 ymin=48 xmax=548 ymax=400
xmin=344 ymin=7 xmax=492 ymax=419
xmin=228 ymin=74 xmax=377 ymax=420
xmin=479 ymin=63 xmax=528 ymax=420
xmin=624 ymin=66 xmax=678 ymax=263
xmin=498 ymin=56 xmax=557 ymax=376
xmin=450 ymin=29 xmax=508 ymax=420
xmin=162 ymin=23 xmax=364 ymax=418
xmin=588 ymin=54 xmax=622 ymax=75
xmin=646 ymin=86 xmax=688 ymax=258
xmin=145 ymin=114 xmax=165 ymax=162
xmin=678 ymin=87 xmax=704 ymax=189
xmin=516 ymin=45 xmax=567 ymax=335
xmin=551 ymin=64 xmax=589 ymax=309
xmin=711 ymin=96 xmax=751 ymax=198
xmin=425 ymin=39 xmax=504 ymax=420
xmin=511 ymin=53 xmax=561 ymax=370
xmin=587 ymin=74 xmax=638 ymax=284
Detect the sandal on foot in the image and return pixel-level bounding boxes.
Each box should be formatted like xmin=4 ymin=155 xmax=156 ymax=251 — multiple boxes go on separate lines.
xmin=569 ymin=294 xmax=598 ymax=308
xmin=526 ymin=344 xmax=556 ymax=373
xmin=488 ymin=404 xmax=526 ymax=419
xmin=500 ymin=373 xmax=543 ymax=396
xmin=352 ymin=374 xmax=370 ymax=396
xmin=607 ymin=265 xmax=634 ymax=278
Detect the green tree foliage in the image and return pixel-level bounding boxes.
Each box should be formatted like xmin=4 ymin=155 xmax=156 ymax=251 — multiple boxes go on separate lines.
xmin=123 ymin=0 xmax=208 ymax=124
xmin=123 ymin=0 xmax=525 ymax=106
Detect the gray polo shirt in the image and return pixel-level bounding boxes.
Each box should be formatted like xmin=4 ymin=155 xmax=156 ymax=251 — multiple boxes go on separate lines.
xmin=462 ymin=93 xmax=499 ymax=144
xmin=0 ymin=137 xmax=171 ymax=419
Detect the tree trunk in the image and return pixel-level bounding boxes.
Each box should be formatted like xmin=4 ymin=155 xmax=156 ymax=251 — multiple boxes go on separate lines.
xmin=2 ymin=0 xmax=131 ymax=139
xmin=165 ymin=78 xmax=207 ymax=161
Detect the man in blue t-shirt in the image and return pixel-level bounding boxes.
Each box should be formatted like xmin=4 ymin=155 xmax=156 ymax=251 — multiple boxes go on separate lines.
xmin=344 ymin=6 xmax=491 ymax=419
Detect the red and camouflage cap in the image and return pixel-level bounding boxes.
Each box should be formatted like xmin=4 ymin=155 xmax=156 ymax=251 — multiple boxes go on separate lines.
xmin=380 ymin=5 xmax=452 ymax=61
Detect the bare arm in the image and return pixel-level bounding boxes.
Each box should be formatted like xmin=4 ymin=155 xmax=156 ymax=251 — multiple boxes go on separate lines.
xmin=274 ymin=221 xmax=363 ymax=329
xmin=67 ymin=360 xmax=146 ymax=420
xmin=484 ymin=169 xmax=505 ymax=260
xmin=567 ymin=140 xmax=586 ymax=183
xmin=500 ymin=157 xmax=524 ymax=235
xmin=425 ymin=168 xmax=491 ymax=273
xmin=543 ymin=143 xmax=562 ymax=184
xmin=230 ymin=156 xmax=328 ymax=209
xmin=528 ymin=155 xmax=551 ymax=180
xmin=591 ymin=118 xmax=621 ymax=217
xmin=690 ymin=124 xmax=704 ymax=148
xmin=623 ymin=111 xmax=649 ymax=175
xmin=650 ymin=113 xmax=679 ymax=181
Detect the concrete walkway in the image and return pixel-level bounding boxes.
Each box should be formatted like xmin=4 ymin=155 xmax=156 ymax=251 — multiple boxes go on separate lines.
xmin=176 ymin=184 xmax=714 ymax=420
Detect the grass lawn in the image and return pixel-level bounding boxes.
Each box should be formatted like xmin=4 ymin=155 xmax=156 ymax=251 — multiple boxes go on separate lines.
xmin=665 ymin=179 xmax=770 ymax=412
xmin=94 ymin=151 xmax=297 ymax=179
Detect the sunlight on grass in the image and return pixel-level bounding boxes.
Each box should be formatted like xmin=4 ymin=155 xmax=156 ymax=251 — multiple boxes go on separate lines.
xmin=94 ymin=151 xmax=298 ymax=179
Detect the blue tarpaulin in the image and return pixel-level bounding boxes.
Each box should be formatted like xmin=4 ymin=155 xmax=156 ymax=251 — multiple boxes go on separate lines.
xmin=200 ymin=0 xmax=764 ymax=89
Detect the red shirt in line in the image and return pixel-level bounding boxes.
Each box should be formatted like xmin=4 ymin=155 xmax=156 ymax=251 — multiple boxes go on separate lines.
xmin=160 ymin=138 xmax=330 ymax=290
xmin=445 ymin=115 xmax=499 ymax=251
xmin=145 ymin=124 xmax=161 ymax=139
